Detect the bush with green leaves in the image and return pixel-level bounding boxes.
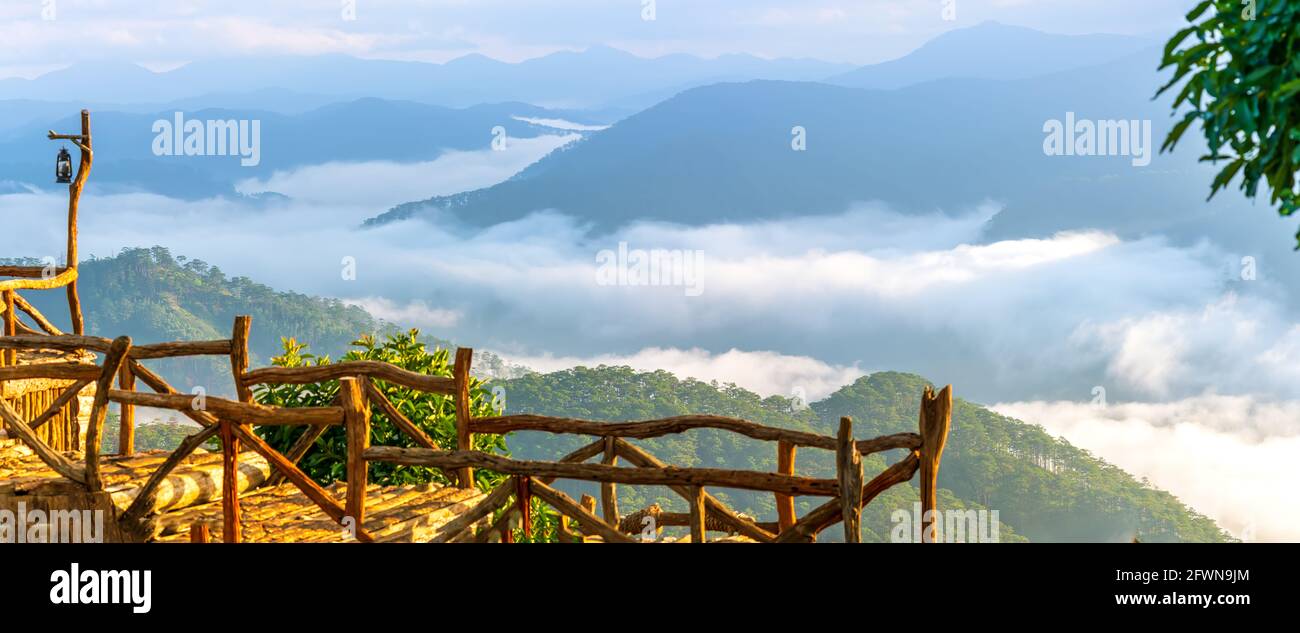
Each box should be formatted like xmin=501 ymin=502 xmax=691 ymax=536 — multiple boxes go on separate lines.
xmin=253 ymin=330 xmax=508 ymax=489
xmin=1158 ymin=0 xmax=1300 ymax=244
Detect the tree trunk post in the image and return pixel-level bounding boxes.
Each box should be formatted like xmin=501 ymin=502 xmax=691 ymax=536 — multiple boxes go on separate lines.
xmin=836 ymin=417 xmax=863 ymax=543
xmin=453 ymin=348 xmax=474 ymax=488
xmin=775 ymin=439 xmax=797 ymax=531
xmin=341 ymin=377 xmax=370 ymax=536
xmin=117 ymin=362 xmax=135 ymax=455
xmin=220 ymin=420 xmax=241 ymax=543
xmin=918 ymin=385 xmax=953 ymax=543
xmin=688 ymin=485 xmax=707 ymax=543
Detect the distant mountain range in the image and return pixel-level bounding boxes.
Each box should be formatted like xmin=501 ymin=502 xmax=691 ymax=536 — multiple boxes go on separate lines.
xmin=0 ymin=46 xmax=852 ymax=112
xmin=828 ymin=21 xmax=1157 ymax=89
xmin=0 ymin=99 xmax=600 ymax=198
xmin=368 ymin=47 xmax=1186 ymax=232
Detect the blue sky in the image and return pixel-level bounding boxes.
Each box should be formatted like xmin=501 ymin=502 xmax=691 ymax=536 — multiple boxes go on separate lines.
xmin=1 ymin=0 xmax=1196 ymax=78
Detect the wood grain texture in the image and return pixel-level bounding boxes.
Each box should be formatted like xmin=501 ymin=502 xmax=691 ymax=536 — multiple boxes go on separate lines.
xmin=775 ymin=440 xmax=797 ymax=531
xmin=242 ymin=361 xmax=455 ymax=394
xmin=528 ymin=478 xmax=635 ymax=543
xmin=919 ymin=384 xmax=952 ymax=543
xmin=452 ymin=348 xmax=474 ymax=488
xmin=364 ymin=446 xmax=837 ymax=496
xmin=220 ymin=420 xmax=241 ymax=543
xmin=341 ymin=377 xmax=370 ymax=531
xmin=85 ymin=336 xmax=131 ymax=491
xmin=836 ymin=417 xmax=863 ymax=543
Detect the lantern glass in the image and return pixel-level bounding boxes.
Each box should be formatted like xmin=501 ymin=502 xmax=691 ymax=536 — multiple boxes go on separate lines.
xmin=56 ymin=148 xmax=73 ymax=184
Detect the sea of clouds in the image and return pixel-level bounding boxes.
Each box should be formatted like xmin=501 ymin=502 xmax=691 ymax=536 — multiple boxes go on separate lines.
xmin=2 ymin=135 xmax=1298 ymax=540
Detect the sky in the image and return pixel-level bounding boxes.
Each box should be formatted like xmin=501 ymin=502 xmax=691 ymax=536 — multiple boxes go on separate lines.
xmin=0 ymin=0 xmax=1195 ymax=78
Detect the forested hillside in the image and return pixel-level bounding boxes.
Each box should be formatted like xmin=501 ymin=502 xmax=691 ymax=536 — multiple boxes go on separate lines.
xmin=11 ymin=247 xmax=382 ymax=395
xmin=499 ymin=367 xmax=1233 ymax=542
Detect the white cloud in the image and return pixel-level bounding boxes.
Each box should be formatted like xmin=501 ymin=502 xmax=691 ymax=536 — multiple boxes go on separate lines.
xmin=346 ymin=296 xmax=462 ymax=329
xmin=992 ymin=396 xmax=1300 ymax=541
xmin=235 ymin=134 xmax=578 ymax=207
xmin=511 ymin=116 xmax=609 ymax=132
xmin=499 ymin=347 xmax=866 ymax=401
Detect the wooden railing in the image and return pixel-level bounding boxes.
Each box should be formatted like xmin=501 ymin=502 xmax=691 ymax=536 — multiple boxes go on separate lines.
xmin=0 ymin=315 xmax=952 ymax=543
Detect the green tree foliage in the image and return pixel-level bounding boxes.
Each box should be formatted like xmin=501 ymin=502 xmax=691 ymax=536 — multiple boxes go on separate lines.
xmin=1158 ymin=0 xmax=1300 ymax=243
xmin=252 ymin=331 xmax=507 ymax=489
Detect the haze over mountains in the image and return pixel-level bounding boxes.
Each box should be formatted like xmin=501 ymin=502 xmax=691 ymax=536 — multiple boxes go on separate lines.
xmin=0 ymin=46 xmax=850 ymax=113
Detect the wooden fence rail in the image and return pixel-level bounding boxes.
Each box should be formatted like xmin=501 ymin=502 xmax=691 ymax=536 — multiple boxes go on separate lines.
xmin=0 ymin=313 xmax=952 ymax=544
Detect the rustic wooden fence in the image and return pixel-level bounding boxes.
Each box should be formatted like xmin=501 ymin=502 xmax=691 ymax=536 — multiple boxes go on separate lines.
xmin=0 ymin=316 xmax=951 ymax=543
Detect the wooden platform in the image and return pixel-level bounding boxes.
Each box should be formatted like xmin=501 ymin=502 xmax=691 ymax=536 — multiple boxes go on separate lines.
xmin=0 ymin=447 xmax=488 ymax=542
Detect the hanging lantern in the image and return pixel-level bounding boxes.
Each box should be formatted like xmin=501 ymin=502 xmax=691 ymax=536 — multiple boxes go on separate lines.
xmin=55 ymin=147 xmax=73 ymax=184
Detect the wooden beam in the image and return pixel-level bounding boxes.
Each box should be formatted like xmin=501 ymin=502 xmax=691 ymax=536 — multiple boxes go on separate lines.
xmin=775 ymin=440 xmax=797 ymax=531
xmin=220 ymin=420 xmax=241 ymax=543
xmin=0 ymin=362 xmax=100 ymax=382
xmin=65 ymin=110 xmax=91 ymax=335
xmin=428 ymin=479 xmax=517 ymax=543
xmin=122 ymin=358 xmax=375 ymax=543
xmin=688 ymin=486 xmax=706 ymax=543
xmin=27 ymin=379 xmax=89 ymax=432
xmin=107 ymin=390 xmax=344 ymax=426
xmin=527 ymin=479 xmax=636 ymax=543
xmin=11 ymin=293 xmax=63 ymax=335
xmin=190 ymin=522 xmax=210 ymax=544
xmin=364 ymin=446 xmax=837 ymax=496
xmin=452 ymin=348 xmax=474 ymax=488
xmin=265 ymin=423 xmax=329 ymax=486
xmin=0 ymin=335 xmax=231 ymax=359
xmin=242 ymin=361 xmax=455 ymax=394
xmin=364 ymin=379 xmax=439 ymax=450
xmin=613 ymin=438 xmax=777 ymax=543
xmin=0 ymin=398 xmax=85 ymax=483
xmin=918 ymin=385 xmax=952 ymax=543
xmin=120 ymin=422 xmax=222 ymax=525
xmin=775 ymin=451 xmax=920 ymax=543
xmin=837 ymin=417 xmax=863 ymax=543
xmin=341 ymin=377 xmax=370 ymax=534
xmin=85 ymin=336 xmax=131 ymax=491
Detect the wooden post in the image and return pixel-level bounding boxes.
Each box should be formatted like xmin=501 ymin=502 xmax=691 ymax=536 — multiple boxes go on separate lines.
xmin=117 ymin=363 xmax=135 ymax=455
xmin=63 ymin=110 xmax=91 ymax=335
xmin=918 ymin=385 xmax=953 ymax=543
xmin=341 ymin=377 xmax=370 ymax=534
xmin=190 ymin=522 xmax=210 ymax=544
xmin=452 ymin=348 xmax=474 ymax=488
xmin=220 ymin=420 xmax=241 ymax=543
xmin=775 ymin=439 xmax=797 ymax=531
xmin=516 ymin=475 xmax=532 ymax=539
xmin=836 ymin=417 xmax=863 ymax=543
xmin=579 ymin=494 xmax=597 ymax=517
xmin=688 ymin=486 xmax=706 ymax=543
xmin=230 ymin=316 xmax=252 ymax=403
xmin=1 ymin=290 xmax=14 ymax=366
xmin=224 ymin=315 xmax=251 ymax=543
xmin=85 ymin=336 xmax=131 ymax=491
xmin=600 ymin=436 xmax=619 ymax=525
